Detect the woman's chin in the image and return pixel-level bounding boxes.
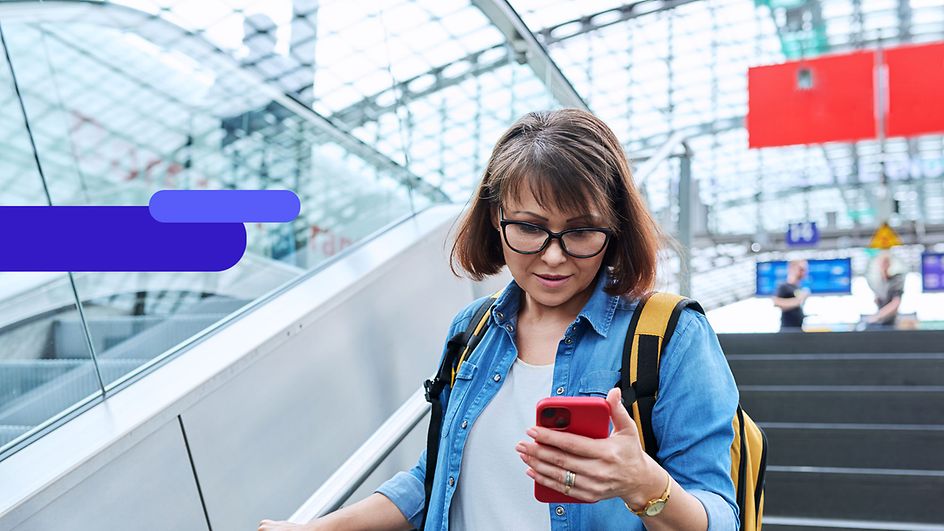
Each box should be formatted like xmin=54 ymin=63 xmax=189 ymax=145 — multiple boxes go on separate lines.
xmin=525 ymin=285 xmax=574 ymax=309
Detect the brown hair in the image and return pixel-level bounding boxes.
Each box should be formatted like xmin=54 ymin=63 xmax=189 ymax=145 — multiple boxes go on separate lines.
xmin=451 ymin=109 xmax=661 ymax=298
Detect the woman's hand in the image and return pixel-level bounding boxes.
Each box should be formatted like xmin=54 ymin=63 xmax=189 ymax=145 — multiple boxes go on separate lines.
xmin=515 ymin=387 xmax=667 ymax=509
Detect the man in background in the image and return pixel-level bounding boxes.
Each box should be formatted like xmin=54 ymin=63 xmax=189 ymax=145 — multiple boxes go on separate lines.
xmin=865 ymin=252 xmax=905 ymax=329
xmin=773 ymin=259 xmax=809 ymax=331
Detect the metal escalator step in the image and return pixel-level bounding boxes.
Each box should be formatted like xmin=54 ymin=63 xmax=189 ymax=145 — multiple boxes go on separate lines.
xmin=0 ymin=359 xmax=142 ymax=426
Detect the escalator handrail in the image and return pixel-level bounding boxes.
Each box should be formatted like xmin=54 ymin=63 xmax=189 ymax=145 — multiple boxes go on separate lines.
xmin=288 ymin=387 xmax=430 ymax=523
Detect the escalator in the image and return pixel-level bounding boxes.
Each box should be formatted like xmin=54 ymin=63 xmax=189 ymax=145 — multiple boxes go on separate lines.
xmin=0 ymin=3 xmax=518 ymax=530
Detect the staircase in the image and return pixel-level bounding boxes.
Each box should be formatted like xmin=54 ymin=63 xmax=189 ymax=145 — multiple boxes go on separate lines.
xmin=721 ymin=330 xmax=944 ymax=530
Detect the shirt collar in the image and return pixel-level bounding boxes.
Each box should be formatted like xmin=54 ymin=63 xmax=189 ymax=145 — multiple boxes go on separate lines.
xmin=491 ymin=271 xmax=619 ymax=338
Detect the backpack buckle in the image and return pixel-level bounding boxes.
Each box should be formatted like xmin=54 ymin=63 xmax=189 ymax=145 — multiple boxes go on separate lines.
xmin=423 ymin=378 xmax=436 ymax=403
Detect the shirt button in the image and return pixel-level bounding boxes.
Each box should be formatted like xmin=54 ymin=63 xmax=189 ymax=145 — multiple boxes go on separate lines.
xmin=555 ymin=505 xmax=565 ymax=516
xmin=493 ymin=373 xmax=502 ymax=382
xmin=495 ymin=311 xmax=504 ymax=320
xmin=564 ymin=337 xmax=574 ymax=345
xmin=505 ymin=324 xmax=515 ymax=333
xmin=556 ymin=386 xmax=565 ymax=395
xmin=449 ymin=476 xmax=455 ymax=487
xmin=461 ymin=420 xmax=468 ymax=429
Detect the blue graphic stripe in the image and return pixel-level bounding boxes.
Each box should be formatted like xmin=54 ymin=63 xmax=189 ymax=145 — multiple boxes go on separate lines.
xmin=148 ymin=190 xmax=300 ymax=223
xmin=0 ymin=206 xmax=246 ymax=272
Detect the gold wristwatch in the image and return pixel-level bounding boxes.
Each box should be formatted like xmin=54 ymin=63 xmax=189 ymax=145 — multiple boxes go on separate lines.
xmin=626 ymin=471 xmax=672 ymax=518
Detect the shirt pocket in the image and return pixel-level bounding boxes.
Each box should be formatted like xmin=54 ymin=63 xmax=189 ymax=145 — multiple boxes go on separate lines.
xmin=577 ymin=369 xmax=620 ymax=398
xmin=443 ymin=361 xmax=478 ymax=435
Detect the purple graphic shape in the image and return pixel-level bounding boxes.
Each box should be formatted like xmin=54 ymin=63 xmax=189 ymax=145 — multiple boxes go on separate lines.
xmin=0 ymin=207 xmax=246 ymax=272
xmin=148 ymin=190 xmax=300 ymax=223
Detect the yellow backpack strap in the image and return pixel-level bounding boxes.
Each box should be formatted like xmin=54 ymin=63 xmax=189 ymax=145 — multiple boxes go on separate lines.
xmin=621 ymin=292 xmax=704 ymax=458
xmin=450 ymin=290 xmax=501 ymax=385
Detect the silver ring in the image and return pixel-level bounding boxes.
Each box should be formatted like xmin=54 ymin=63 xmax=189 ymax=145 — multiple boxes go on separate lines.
xmin=563 ymin=470 xmax=576 ymax=493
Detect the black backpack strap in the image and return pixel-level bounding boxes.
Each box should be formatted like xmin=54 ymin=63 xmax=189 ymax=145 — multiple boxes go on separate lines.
xmin=421 ymin=294 xmax=496 ymax=529
xmin=622 ymin=293 xmax=704 ymax=461
xmin=620 ymin=293 xmax=652 ymax=411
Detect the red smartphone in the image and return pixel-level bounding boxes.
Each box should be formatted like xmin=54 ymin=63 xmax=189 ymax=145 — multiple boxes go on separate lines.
xmin=533 ymin=396 xmax=611 ymax=503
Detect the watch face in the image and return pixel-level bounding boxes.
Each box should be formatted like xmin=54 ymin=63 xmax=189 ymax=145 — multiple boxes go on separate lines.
xmin=645 ymin=500 xmax=666 ymax=517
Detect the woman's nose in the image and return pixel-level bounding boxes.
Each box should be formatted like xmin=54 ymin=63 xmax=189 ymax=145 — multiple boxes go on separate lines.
xmin=541 ymin=238 xmax=568 ymax=265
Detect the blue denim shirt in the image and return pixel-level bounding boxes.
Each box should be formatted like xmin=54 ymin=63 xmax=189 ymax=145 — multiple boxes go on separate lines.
xmin=377 ymin=275 xmax=739 ymax=530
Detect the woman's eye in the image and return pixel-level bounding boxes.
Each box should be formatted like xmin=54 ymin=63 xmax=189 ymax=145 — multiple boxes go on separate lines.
xmin=518 ymin=224 xmax=544 ymax=234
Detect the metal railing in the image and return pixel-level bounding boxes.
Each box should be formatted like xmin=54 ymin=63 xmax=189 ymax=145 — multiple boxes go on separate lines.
xmin=288 ymin=387 xmax=430 ymax=523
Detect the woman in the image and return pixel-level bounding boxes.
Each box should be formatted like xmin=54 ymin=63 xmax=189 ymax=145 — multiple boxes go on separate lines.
xmin=261 ymin=109 xmax=739 ymax=530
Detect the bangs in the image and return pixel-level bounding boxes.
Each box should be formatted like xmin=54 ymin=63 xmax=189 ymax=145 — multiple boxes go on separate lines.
xmin=492 ymin=141 xmax=616 ymax=225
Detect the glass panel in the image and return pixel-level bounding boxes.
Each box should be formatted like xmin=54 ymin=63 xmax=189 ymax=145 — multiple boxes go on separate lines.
xmin=0 ymin=273 xmax=102 ymax=456
xmin=0 ymin=29 xmax=100 ymax=457
xmin=1 ymin=14 xmax=428 ymax=390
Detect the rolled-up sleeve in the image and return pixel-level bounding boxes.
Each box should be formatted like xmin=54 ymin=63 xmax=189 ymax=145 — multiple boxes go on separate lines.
xmin=376 ymin=449 xmax=428 ymax=529
xmin=652 ymin=309 xmax=740 ymax=530
xmin=374 ymin=301 xmax=481 ymax=529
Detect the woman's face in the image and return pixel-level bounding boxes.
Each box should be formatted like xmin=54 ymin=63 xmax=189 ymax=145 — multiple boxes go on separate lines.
xmin=497 ymin=187 xmax=609 ymax=313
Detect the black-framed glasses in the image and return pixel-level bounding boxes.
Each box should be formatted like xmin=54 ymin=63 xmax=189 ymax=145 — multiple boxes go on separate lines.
xmin=499 ymin=208 xmax=613 ymax=258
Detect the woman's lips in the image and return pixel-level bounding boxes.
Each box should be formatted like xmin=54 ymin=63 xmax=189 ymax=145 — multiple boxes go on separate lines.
xmin=534 ymin=273 xmax=572 ymax=288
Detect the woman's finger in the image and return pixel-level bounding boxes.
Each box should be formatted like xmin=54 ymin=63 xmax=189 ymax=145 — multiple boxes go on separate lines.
xmin=526 ymin=426 xmax=602 ymax=458
xmin=516 ymin=440 xmax=596 ymax=477
xmin=525 ymin=467 xmax=596 ymax=503
xmin=606 ymin=387 xmax=638 ymax=436
xmin=520 ymin=448 xmax=599 ymax=489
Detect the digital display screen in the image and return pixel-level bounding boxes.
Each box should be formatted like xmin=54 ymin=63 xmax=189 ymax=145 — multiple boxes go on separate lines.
xmin=756 ymin=258 xmax=853 ymax=296
xmin=922 ymin=253 xmax=944 ymax=293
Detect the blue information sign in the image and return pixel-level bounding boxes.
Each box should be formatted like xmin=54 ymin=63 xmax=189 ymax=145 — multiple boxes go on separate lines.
xmin=922 ymin=253 xmax=944 ymax=293
xmin=756 ymin=257 xmax=852 ymax=296
xmin=785 ymin=221 xmax=819 ymax=247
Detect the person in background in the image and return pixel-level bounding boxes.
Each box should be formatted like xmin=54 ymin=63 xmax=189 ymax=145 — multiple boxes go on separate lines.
xmin=773 ymin=259 xmax=809 ymax=331
xmin=865 ymin=252 xmax=905 ymax=329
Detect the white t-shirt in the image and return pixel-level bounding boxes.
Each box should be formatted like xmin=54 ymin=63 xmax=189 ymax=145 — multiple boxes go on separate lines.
xmin=450 ymin=358 xmax=554 ymax=530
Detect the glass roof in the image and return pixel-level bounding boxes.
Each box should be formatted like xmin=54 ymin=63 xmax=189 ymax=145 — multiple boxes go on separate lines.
xmin=2 ymin=0 xmax=944 ymax=308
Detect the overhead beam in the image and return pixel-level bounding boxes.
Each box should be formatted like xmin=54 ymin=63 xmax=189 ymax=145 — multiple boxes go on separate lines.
xmin=694 ymin=222 xmax=944 ymax=251
xmin=535 ymin=0 xmax=701 ymax=45
xmin=330 ymin=1 xmax=700 ymax=131
xmin=470 ymin=0 xmax=587 ymax=110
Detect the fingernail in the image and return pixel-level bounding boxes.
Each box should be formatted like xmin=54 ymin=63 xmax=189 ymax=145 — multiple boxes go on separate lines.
xmin=515 ymin=442 xmax=526 ymax=453
xmin=526 ymin=428 xmax=538 ymax=438
xmin=526 ymin=468 xmax=535 ymax=478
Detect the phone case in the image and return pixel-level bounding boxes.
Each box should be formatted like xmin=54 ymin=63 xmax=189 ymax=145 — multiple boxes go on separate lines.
xmin=533 ymin=396 xmax=611 ymax=503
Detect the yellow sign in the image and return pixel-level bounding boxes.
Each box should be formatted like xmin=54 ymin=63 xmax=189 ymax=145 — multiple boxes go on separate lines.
xmin=869 ymin=222 xmax=902 ymax=249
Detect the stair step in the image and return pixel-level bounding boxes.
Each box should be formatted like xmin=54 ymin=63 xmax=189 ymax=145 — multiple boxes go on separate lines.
xmin=739 ymin=386 xmax=944 ymax=424
xmin=764 ymin=466 xmax=944 ymax=523
xmin=728 ymin=354 xmax=944 ymax=386
xmin=719 ymin=330 xmax=944 ymax=355
xmin=762 ymin=423 xmax=944 ymax=470
xmin=764 ymin=515 xmax=944 ymax=530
